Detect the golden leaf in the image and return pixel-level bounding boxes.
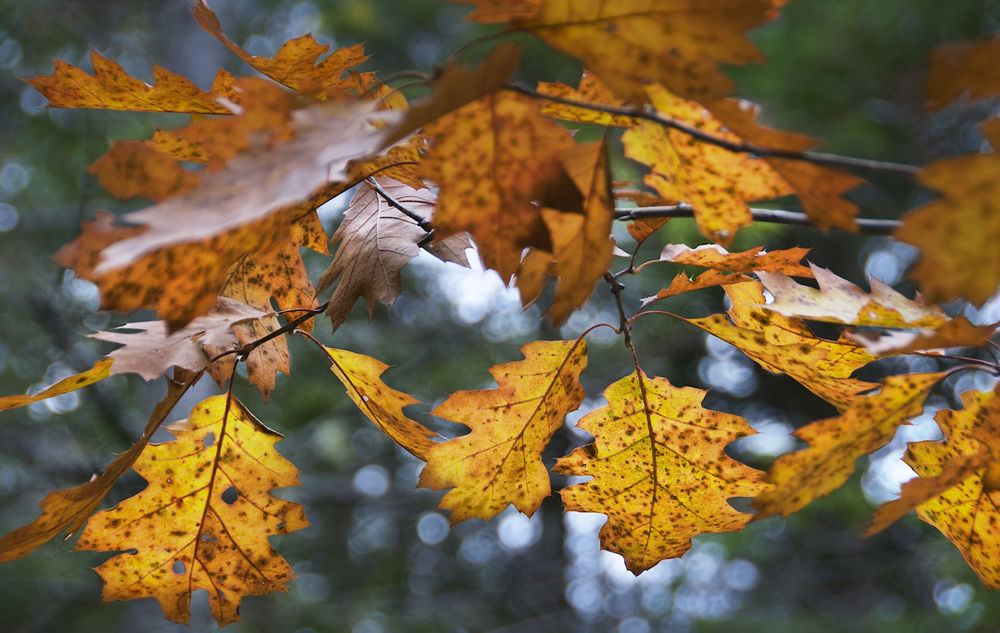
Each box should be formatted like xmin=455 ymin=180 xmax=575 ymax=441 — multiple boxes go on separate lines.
xmin=0 ymin=359 xmax=113 ymax=412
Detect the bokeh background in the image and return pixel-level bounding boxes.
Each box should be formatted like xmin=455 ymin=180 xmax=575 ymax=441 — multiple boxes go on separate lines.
xmin=1 ymin=1 xmax=1000 ymax=631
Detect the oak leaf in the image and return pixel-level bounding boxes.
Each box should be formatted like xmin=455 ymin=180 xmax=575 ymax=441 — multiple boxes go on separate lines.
xmin=851 ymin=318 xmax=998 ymax=356
xmin=74 ymin=394 xmax=308 ymax=626
xmin=756 ymin=265 xmax=949 ymax=328
xmin=624 ymin=85 xmax=793 ymax=245
xmin=753 ymin=372 xmax=946 ymax=518
xmin=419 ymin=91 xmax=575 ymax=280
xmin=685 ymin=281 xmax=876 ymax=410
xmin=536 ymin=71 xmax=636 ymax=127
xmin=316 ymin=178 xmax=470 ymax=332
xmin=89 ymin=141 xmax=200 ymax=202
xmin=26 ymin=50 xmax=234 ymax=113
xmin=0 ymin=359 xmax=113 ymax=412
xmin=0 ymin=373 xmax=190 ymax=563
xmin=895 ymin=153 xmax=1000 ymax=305
xmin=321 ymin=347 xmax=438 ymax=459
xmin=555 ymin=371 xmax=766 ymax=573
xmin=864 ymin=386 xmax=1000 ymax=588
xmin=419 ymin=339 xmax=587 ymax=523
xmin=925 ymin=36 xmax=1000 ymax=109
xmin=463 ymin=0 xmax=780 ymax=104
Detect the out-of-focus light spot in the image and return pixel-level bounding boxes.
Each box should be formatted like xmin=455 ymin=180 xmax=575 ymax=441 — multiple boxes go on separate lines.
xmin=352 ymin=464 xmax=389 ymax=497
xmin=458 ymin=530 xmax=496 ymax=565
xmin=0 ymin=203 xmax=18 ymax=231
xmin=416 ymin=512 xmax=449 ymax=545
xmin=292 ymin=572 xmax=330 ymax=603
xmin=0 ymin=38 xmax=21 ymax=68
xmin=617 ymin=616 xmax=650 ymax=633
xmin=0 ymin=162 xmax=29 ymax=195
xmin=20 ymin=86 xmax=46 ymax=114
xmin=352 ymin=615 xmax=385 ymax=633
xmin=723 ymin=559 xmax=759 ymax=591
xmin=496 ymin=508 xmax=541 ymax=550
xmin=566 ymin=578 xmax=604 ymax=617
xmin=934 ymin=580 xmax=974 ymax=615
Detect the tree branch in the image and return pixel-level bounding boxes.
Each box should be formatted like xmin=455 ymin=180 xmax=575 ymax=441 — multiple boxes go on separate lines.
xmin=615 ymin=204 xmax=901 ymax=235
xmin=507 ymin=84 xmax=919 ymax=176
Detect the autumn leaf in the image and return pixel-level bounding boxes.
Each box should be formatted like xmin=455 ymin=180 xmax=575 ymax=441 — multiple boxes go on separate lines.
xmin=851 ymin=318 xmax=998 ymax=356
xmin=419 ymin=91 xmax=575 ymax=280
xmin=462 ymin=0 xmax=780 ymax=104
xmin=321 ymin=347 xmax=438 ymax=459
xmin=624 ymin=85 xmax=792 ymax=245
xmin=316 ymin=178 xmax=470 ymax=332
xmin=191 ymin=0 xmax=368 ymax=102
xmin=756 ymin=265 xmax=949 ymax=328
xmin=89 ymin=141 xmax=200 ymax=202
xmin=537 ymin=71 xmax=636 ymax=127
xmin=419 ymin=339 xmax=587 ymax=523
xmin=91 ymin=297 xmax=267 ymax=383
xmin=0 ymin=373 xmax=191 ymax=563
xmin=0 ymin=359 xmax=113 ymax=412
xmin=925 ymin=35 xmax=1000 ymax=109
xmin=685 ymin=281 xmax=876 ymax=410
xmin=75 ymin=394 xmax=307 ymax=626
xmin=26 ymin=50 xmax=235 ymax=113
xmin=753 ymin=372 xmax=946 ymax=519
xmin=555 ymin=371 xmax=766 ymax=574
xmin=864 ymin=386 xmax=1000 ymax=588
xmin=895 ymin=153 xmax=1000 ymax=305
xmin=515 ymin=140 xmax=616 ymax=323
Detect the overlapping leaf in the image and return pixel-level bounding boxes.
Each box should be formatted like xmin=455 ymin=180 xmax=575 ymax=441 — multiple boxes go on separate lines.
xmin=925 ymin=35 xmax=1000 ymax=109
xmin=419 ymin=91 xmax=575 ymax=279
xmin=852 ymin=318 xmax=998 ymax=356
xmin=753 ymin=372 xmax=946 ymax=518
xmin=0 ymin=359 xmax=113 ymax=412
xmin=685 ymin=281 xmax=876 ymax=410
xmin=419 ymin=340 xmax=587 ymax=522
xmin=624 ymin=85 xmax=793 ymax=245
xmin=555 ymin=371 xmax=766 ymax=573
xmin=895 ymin=153 xmax=1000 ymax=305
xmin=321 ymin=347 xmax=438 ymax=459
xmin=757 ymin=265 xmax=949 ymax=328
xmin=74 ymin=394 xmax=307 ymax=626
xmin=316 ymin=178 xmax=470 ymax=332
xmin=864 ymin=386 xmax=1000 ymax=588
xmin=460 ymin=0 xmax=781 ymax=104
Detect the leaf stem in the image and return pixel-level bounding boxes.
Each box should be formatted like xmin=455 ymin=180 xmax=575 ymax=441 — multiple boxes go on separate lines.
xmin=365 ymin=178 xmax=432 ymax=232
xmin=210 ymin=302 xmax=330 ymax=364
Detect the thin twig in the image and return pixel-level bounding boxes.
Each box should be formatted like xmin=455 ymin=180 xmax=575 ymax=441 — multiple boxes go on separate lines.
xmin=210 ymin=302 xmax=329 ymax=364
xmin=615 ymin=204 xmax=901 ymax=235
xmin=507 ymin=83 xmax=919 ymax=176
xmin=365 ymin=178 xmax=432 ymax=232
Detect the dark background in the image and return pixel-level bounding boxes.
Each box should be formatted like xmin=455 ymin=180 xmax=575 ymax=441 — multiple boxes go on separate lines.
xmin=1 ymin=1 xmax=999 ymax=631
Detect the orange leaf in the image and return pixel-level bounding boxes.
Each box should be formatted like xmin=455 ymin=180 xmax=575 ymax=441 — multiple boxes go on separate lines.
xmin=0 ymin=374 xmax=189 ymax=563
xmin=419 ymin=339 xmax=587 ymax=522
xmin=26 ymin=50 xmax=233 ymax=113
xmin=455 ymin=0 xmax=541 ymax=23
xmin=685 ymin=281 xmax=876 ymax=410
xmin=753 ymin=372 xmax=946 ymax=518
xmin=757 ymin=264 xmax=949 ymax=328
xmin=74 ymin=394 xmax=308 ymax=626
xmin=89 ymin=141 xmax=200 ymax=202
xmin=496 ymin=0 xmax=779 ymax=104
xmin=555 ymin=371 xmax=766 ymax=573
xmin=419 ymin=91 xmax=575 ymax=279
xmin=624 ymin=85 xmax=792 ymax=245
xmin=321 ymin=347 xmax=438 ymax=460
xmin=925 ymin=36 xmax=1000 ymax=109
xmin=895 ymin=154 xmax=1000 ymax=305
xmin=536 ymin=71 xmax=636 ymax=127
xmin=0 ymin=359 xmax=113 ymax=412
xmin=642 ymin=271 xmax=752 ymax=305
xmin=868 ymin=386 xmax=1000 ymax=588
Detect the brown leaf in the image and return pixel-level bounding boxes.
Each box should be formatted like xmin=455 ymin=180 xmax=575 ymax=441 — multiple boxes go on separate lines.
xmin=925 ymin=36 xmax=1000 ymax=109
xmin=852 ymin=318 xmax=998 ymax=356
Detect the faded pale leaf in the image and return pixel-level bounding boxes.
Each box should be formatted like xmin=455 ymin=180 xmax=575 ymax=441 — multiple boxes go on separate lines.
xmin=75 ymin=395 xmax=308 ymax=626
xmin=925 ymin=36 xmax=1000 ymax=109
xmin=624 ymin=85 xmax=792 ymax=246
xmin=685 ymin=281 xmax=876 ymax=410
xmin=0 ymin=359 xmax=113 ymax=412
xmin=757 ymin=265 xmax=949 ymax=328
xmin=420 ymin=340 xmax=587 ymax=522
xmin=753 ymin=372 xmax=946 ymax=518
xmin=27 ymin=50 xmax=233 ymax=113
xmin=322 ymin=347 xmax=437 ymax=459
xmin=555 ymin=371 xmax=766 ymax=573
xmin=0 ymin=374 xmax=189 ymax=563
xmin=420 ymin=91 xmax=575 ymax=279
xmin=91 ymin=297 xmax=267 ymax=382
xmin=853 ymin=318 xmax=998 ymax=356
xmin=895 ymin=154 xmax=1000 ymax=305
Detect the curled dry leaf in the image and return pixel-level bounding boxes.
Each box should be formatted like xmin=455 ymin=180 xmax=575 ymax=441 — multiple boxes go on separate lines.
xmin=0 ymin=359 xmax=113 ymax=412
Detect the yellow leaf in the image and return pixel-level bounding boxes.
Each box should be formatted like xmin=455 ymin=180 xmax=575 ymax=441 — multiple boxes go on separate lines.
xmin=322 ymin=347 xmax=438 ymax=460
xmin=0 ymin=359 xmax=113 ymax=412
xmin=537 ymin=71 xmax=636 ymax=127
xmin=74 ymin=395 xmax=308 ymax=626
xmin=624 ymin=85 xmax=792 ymax=245
xmin=753 ymin=372 xmax=946 ymax=518
xmin=895 ymin=154 xmax=1000 ymax=305
xmin=555 ymin=371 xmax=766 ymax=573
xmin=420 ymin=91 xmax=576 ymax=280
xmin=419 ymin=339 xmax=587 ymax=522
xmin=685 ymin=281 xmax=876 ymax=411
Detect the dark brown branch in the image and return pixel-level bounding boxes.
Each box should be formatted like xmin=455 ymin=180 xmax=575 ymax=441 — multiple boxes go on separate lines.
xmin=365 ymin=178 xmax=433 ymax=232
xmin=506 ymin=84 xmax=919 ymax=176
xmin=615 ymin=204 xmax=901 ymax=235
xmin=210 ymin=302 xmax=329 ymax=364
